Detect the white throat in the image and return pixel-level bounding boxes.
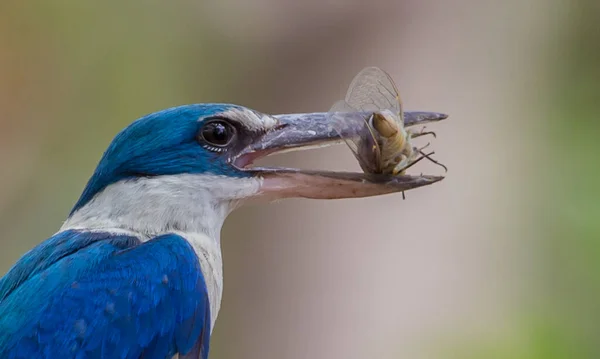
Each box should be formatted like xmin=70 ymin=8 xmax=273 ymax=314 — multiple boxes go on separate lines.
xmin=61 ymin=173 xmax=263 ymax=330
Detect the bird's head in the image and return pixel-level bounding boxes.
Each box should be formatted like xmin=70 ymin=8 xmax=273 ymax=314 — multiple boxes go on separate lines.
xmin=64 ymin=104 xmax=445 ymax=238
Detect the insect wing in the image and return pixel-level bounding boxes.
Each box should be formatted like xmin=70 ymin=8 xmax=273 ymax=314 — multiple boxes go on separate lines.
xmin=345 ymin=66 xmax=404 ymax=126
xmin=328 ymin=100 xmax=382 ymax=173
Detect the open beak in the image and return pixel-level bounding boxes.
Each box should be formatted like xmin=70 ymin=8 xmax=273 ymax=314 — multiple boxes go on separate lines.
xmin=234 ymin=111 xmax=448 ymax=200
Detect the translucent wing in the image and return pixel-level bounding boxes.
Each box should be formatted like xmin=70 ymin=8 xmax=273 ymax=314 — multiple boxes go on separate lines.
xmin=329 ymin=67 xmax=404 ymax=174
xmin=345 ymin=67 xmax=404 ymax=124
xmin=328 ymin=100 xmax=382 ymax=173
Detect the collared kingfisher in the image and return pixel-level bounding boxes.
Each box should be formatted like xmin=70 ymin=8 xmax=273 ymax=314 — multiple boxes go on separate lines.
xmin=0 ymin=104 xmax=445 ymax=358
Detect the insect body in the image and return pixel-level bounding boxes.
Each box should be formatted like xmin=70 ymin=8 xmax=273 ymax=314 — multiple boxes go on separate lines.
xmin=329 ymin=67 xmax=444 ymax=176
xmin=370 ymin=109 xmax=414 ymax=175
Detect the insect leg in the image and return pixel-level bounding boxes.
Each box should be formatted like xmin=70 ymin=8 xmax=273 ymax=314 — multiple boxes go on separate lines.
xmin=409 ymin=126 xmax=437 ymax=139
xmin=419 ymin=150 xmax=448 ymax=172
xmin=399 ymin=152 xmax=430 ymax=172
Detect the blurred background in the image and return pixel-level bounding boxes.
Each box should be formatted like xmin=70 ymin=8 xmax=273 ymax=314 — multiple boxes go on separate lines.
xmin=1 ymin=0 xmax=598 ymax=358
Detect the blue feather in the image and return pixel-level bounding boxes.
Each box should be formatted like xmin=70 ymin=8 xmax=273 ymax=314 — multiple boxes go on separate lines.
xmin=0 ymin=231 xmax=211 ymax=359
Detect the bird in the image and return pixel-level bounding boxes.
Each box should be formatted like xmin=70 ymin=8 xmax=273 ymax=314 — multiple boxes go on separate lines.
xmin=0 ymin=103 xmax=446 ymax=358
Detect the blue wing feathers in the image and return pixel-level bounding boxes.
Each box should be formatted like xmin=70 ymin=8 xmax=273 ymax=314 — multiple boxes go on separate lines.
xmin=179 ymin=296 xmax=211 ymax=359
xmin=0 ymin=231 xmax=211 ymax=359
xmin=0 ymin=230 xmax=139 ymax=302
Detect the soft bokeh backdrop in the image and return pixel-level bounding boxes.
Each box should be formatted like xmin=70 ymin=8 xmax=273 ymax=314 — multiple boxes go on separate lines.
xmin=1 ymin=1 xmax=598 ymax=358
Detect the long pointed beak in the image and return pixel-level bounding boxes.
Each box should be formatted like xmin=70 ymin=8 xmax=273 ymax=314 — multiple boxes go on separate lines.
xmin=234 ymin=110 xmax=448 ymax=200
xmin=248 ymin=111 xmax=447 ymax=154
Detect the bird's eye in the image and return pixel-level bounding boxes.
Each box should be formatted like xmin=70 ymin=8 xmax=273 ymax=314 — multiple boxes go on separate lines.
xmin=199 ymin=120 xmax=236 ymax=148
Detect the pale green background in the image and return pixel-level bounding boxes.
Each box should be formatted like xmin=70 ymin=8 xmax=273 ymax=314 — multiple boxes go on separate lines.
xmin=0 ymin=1 xmax=598 ymax=358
